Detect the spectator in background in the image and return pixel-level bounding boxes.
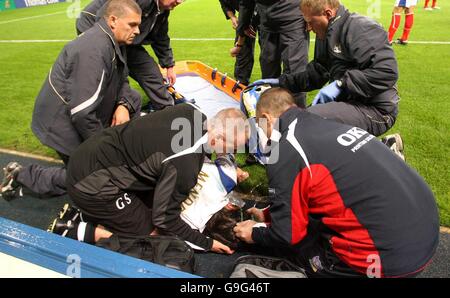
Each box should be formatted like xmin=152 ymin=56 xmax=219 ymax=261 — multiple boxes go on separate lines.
xmin=387 ymin=0 xmax=417 ymax=45
xmin=424 ymin=0 xmax=440 ymax=10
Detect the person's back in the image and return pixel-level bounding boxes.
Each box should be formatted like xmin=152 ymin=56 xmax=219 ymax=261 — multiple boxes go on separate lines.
xmin=67 ymin=103 xmax=206 ymax=196
xmin=269 ymin=107 xmax=439 ymax=277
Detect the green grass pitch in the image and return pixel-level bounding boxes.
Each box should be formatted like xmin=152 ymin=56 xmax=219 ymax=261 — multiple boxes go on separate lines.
xmin=0 ymin=0 xmax=449 ymax=225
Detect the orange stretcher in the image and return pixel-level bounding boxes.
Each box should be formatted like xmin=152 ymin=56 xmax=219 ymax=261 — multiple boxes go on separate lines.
xmin=163 ymin=60 xmax=247 ymax=102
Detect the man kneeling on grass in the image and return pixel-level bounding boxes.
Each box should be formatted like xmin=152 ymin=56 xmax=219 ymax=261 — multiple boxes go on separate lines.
xmin=1 ymin=0 xmax=142 ymax=200
xmin=48 ymin=104 xmax=249 ymax=254
xmin=234 ymin=87 xmax=439 ymax=278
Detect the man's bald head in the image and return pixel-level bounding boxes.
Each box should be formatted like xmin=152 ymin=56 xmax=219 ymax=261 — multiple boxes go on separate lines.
xmin=207 ymin=108 xmax=249 ymax=154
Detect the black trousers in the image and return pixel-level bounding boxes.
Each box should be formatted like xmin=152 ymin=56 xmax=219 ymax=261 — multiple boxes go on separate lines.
xmin=234 ymin=32 xmax=256 ymax=85
xmin=259 ymin=27 xmax=309 ymax=107
xmin=126 ymin=45 xmax=174 ymax=110
xmin=67 ymin=184 xmax=154 ymax=237
xmin=16 ymin=152 xmax=68 ymax=197
xmin=307 ymin=88 xmax=400 ymax=137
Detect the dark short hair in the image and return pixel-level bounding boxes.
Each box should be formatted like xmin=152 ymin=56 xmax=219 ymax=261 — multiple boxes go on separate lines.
xmin=204 ymin=209 xmax=239 ymax=249
xmin=256 ymin=87 xmax=296 ymax=118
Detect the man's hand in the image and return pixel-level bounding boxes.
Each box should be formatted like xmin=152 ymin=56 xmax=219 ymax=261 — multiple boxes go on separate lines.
xmin=211 ymin=239 xmax=234 ymax=254
xmin=230 ymin=45 xmax=242 ymax=57
xmin=246 ymin=207 xmax=265 ymax=222
xmin=166 ymin=67 xmax=176 ymax=85
xmin=237 ymin=167 xmax=249 ymax=183
xmin=233 ymin=220 xmax=257 ymax=244
xmin=111 ymin=105 xmax=130 ymax=126
xmin=244 ymin=26 xmax=256 ymax=38
xmin=230 ymin=16 xmax=238 ymax=29
xmin=312 ymin=80 xmax=342 ymax=106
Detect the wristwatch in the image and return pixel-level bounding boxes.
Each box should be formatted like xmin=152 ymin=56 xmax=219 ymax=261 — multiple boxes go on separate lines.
xmin=117 ymin=100 xmax=132 ymax=112
xmin=336 ymin=79 xmax=343 ymax=88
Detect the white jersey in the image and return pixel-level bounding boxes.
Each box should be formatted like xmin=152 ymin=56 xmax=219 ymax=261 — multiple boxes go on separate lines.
xmin=180 ymin=156 xmax=237 ymax=235
xmin=395 ymin=0 xmax=418 ymax=7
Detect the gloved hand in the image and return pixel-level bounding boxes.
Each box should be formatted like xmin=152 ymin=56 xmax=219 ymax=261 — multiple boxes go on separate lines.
xmin=312 ymin=80 xmax=342 ymax=106
xmin=248 ymin=78 xmax=280 ymax=88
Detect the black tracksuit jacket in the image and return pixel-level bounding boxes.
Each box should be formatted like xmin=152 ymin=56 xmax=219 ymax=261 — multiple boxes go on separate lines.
xmin=280 ymin=5 xmax=399 ymax=112
xmin=253 ymin=107 xmax=439 ymax=277
xmin=67 ymin=104 xmax=213 ymax=250
xmin=31 ymin=18 xmax=140 ymax=156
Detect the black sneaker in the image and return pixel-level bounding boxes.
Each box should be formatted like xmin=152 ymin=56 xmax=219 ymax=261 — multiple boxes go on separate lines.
xmin=59 ymin=203 xmax=82 ymax=223
xmin=47 ymin=217 xmax=77 ymax=237
xmin=382 ymin=133 xmax=405 ymax=161
xmin=0 ymin=162 xmax=23 ymax=200
xmin=396 ymin=39 xmax=408 ymax=45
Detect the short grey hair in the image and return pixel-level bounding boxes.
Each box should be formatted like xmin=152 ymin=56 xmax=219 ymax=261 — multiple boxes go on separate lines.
xmin=208 ymin=108 xmax=249 ymax=151
xmin=256 ymin=87 xmax=296 ymax=119
xmin=103 ymin=0 xmax=142 ymax=18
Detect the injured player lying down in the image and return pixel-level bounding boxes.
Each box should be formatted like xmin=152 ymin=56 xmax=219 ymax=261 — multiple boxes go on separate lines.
xmin=48 ymin=153 xmax=249 ymax=254
xmin=180 ymin=154 xmax=248 ymax=251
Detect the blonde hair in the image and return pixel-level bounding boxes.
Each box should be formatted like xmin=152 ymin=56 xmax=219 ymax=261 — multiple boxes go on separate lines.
xmin=300 ymin=0 xmax=340 ymax=15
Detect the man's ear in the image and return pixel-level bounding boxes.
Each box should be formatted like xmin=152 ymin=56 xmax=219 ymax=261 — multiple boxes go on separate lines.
xmin=262 ymin=112 xmax=274 ymax=125
xmin=109 ymin=15 xmax=118 ymax=29
xmin=324 ymin=8 xmax=334 ymax=20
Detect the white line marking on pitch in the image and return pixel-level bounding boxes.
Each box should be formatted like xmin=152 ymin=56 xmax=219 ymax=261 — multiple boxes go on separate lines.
xmin=0 ymin=40 xmax=71 ymax=43
xmin=0 ymin=148 xmax=63 ymax=164
xmin=1 ymin=38 xmax=450 ymax=45
xmin=0 ymin=11 xmax=66 ymax=25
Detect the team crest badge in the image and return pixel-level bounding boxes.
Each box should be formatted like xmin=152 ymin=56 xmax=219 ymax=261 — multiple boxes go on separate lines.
xmin=333 ymin=44 xmax=342 ymax=54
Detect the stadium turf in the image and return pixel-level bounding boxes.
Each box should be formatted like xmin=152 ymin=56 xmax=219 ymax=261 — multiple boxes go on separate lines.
xmin=0 ymin=0 xmax=449 ymax=225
